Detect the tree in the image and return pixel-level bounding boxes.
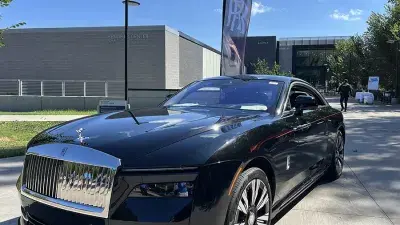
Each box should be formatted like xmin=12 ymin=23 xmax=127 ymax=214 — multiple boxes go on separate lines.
xmin=326 ymin=0 xmax=400 ymax=90
xmin=327 ymin=35 xmax=369 ymax=89
xmin=0 ymin=0 xmax=25 ymax=47
xmin=251 ymin=58 xmax=293 ymax=76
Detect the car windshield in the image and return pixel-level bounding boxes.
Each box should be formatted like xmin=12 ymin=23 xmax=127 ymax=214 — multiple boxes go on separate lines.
xmin=163 ymin=79 xmax=284 ymax=113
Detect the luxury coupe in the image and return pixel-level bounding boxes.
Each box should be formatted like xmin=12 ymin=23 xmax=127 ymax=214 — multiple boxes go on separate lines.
xmin=17 ymin=75 xmax=345 ymax=225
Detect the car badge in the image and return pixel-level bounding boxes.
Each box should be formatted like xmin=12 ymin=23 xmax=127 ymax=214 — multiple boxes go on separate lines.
xmin=76 ymin=128 xmax=88 ymax=145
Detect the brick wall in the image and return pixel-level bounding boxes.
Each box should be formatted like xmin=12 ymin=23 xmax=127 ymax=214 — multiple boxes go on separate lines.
xmin=0 ymin=26 xmax=166 ymax=89
xmin=179 ymin=37 xmax=203 ymax=87
xmin=165 ymin=29 xmax=180 ymax=89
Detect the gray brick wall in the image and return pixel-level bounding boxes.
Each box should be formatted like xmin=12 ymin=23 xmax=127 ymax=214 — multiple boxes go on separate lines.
xmin=179 ymin=37 xmax=203 ymax=87
xmin=165 ymin=29 xmax=180 ymax=89
xmin=0 ymin=26 xmax=166 ymax=89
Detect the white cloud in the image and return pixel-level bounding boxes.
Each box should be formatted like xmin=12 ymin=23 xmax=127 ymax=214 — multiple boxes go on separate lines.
xmin=214 ymin=8 xmax=222 ymax=14
xmin=350 ymin=9 xmax=363 ymax=16
xmin=215 ymin=2 xmax=275 ymax=17
xmin=252 ymin=2 xmax=273 ymax=16
xmin=330 ymin=9 xmax=363 ymax=21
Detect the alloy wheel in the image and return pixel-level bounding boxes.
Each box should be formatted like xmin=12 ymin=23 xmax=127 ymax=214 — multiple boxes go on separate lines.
xmin=335 ymin=134 xmax=344 ymax=174
xmin=234 ymin=179 xmax=270 ymax=225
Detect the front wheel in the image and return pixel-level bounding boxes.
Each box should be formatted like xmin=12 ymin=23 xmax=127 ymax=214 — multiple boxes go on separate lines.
xmin=325 ymin=130 xmax=345 ymax=181
xmin=225 ymin=168 xmax=272 ymax=225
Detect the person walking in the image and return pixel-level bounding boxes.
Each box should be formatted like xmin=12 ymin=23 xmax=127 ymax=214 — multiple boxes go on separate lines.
xmin=338 ymin=79 xmax=352 ymax=112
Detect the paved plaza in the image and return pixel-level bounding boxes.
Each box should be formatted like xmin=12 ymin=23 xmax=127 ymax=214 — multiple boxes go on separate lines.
xmin=1 ymin=97 xmax=400 ymax=225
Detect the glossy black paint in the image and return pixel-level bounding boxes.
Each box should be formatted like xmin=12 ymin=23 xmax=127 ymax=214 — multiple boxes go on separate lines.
xmin=19 ymin=75 xmax=345 ymax=225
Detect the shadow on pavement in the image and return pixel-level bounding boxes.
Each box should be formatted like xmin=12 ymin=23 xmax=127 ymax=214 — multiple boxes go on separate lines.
xmin=272 ymin=99 xmax=400 ymax=224
xmin=0 ymin=218 xmax=18 ymax=225
xmin=0 ymin=156 xmax=23 ymax=187
xmin=272 ymin=180 xmax=319 ymax=224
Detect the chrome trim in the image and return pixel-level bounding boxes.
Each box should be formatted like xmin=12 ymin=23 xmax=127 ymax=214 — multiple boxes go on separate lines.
xmin=26 ymin=143 xmax=121 ymax=169
xmin=20 ymin=209 xmax=28 ymax=222
xmin=121 ymin=167 xmax=198 ymax=172
xmin=21 ymin=186 xmax=104 ymax=217
xmin=22 ymin=143 xmax=121 ymax=218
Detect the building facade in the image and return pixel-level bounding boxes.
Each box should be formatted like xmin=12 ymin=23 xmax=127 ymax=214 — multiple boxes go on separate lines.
xmin=244 ymin=36 xmax=277 ymax=74
xmin=278 ymin=36 xmax=349 ymax=87
xmin=0 ymin=25 xmax=220 ymax=97
xmin=0 ymin=26 xmax=351 ymax=111
xmin=244 ymin=36 xmax=349 ymax=87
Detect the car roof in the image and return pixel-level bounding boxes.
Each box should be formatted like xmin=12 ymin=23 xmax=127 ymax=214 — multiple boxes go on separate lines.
xmin=202 ymin=75 xmax=306 ymax=84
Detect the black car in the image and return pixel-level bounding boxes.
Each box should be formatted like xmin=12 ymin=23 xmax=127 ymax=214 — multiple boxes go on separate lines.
xmin=17 ymin=75 xmax=345 ymax=225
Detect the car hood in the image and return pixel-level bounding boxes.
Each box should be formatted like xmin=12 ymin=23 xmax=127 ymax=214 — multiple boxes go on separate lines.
xmin=28 ymin=107 xmax=268 ymax=168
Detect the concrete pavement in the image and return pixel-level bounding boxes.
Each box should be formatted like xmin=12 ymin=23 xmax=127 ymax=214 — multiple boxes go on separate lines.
xmin=276 ymin=98 xmax=400 ymax=225
xmin=0 ymin=115 xmax=86 ymax=122
xmin=0 ymin=157 xmax=23 ymax=225
xmin=1 ymin=98 xmax=400 ymax=225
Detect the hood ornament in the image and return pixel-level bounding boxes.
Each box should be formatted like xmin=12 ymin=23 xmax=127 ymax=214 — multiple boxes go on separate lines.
xmin=76 ymin=128 xmax=89 ymax=145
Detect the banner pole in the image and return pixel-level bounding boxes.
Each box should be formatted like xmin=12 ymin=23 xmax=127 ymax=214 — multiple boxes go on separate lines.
xmin=220 ymin=0 xmax=227 ymax=76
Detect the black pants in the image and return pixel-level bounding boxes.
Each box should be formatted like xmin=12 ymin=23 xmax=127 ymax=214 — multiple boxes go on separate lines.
xmin=340 ymin=95 xmax=349 ymax=110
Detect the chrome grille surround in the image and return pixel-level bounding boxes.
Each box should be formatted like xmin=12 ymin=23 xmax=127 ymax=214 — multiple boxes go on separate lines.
xmin=21 ymin=143 xmax=121 ymax=218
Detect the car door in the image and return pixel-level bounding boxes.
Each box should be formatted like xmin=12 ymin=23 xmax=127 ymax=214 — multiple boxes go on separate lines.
xmin=274 ymin=83 xmax=328 ymax=201
xmin=291 ymin=83 xmax=329 ymax=178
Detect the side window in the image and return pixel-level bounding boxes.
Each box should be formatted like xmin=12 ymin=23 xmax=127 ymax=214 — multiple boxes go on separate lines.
xmin=299 ymin=86 xmax=325 ymax=106
xmin=285 ymin=84 xmax=325 ymax=111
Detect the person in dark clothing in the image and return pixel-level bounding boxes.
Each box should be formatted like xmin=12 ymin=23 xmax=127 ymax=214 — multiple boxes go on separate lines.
xmin=338 ymin=79 xmax=352 ymax=112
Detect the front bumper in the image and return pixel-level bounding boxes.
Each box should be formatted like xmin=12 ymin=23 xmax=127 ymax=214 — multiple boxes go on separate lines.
xmin=19 ymin=161 xmax=241 ymax=225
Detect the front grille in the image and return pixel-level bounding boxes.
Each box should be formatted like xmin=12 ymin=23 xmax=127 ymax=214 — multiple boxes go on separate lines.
xmin=23 ymin=154 xmax=116 ymax=209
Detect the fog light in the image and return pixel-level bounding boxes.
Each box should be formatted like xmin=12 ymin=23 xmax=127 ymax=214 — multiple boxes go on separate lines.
xmin=130 ymin=182 xmax=194 ymax=197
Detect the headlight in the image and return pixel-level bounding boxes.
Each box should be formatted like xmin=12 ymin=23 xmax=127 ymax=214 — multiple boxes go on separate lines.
xmin=130 ymin=182 xmax=194 ymax=197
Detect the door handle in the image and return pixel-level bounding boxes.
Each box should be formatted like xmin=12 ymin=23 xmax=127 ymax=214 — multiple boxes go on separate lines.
xmin=316 ymin=121 xmax=325 ymax=125
xmin=294 ymin=123 xmax=311 ymax=131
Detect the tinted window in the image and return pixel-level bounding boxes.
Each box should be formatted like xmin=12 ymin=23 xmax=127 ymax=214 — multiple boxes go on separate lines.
xmin=164 ymin=79 xmax=284 ymax=113
xmin=286 ymin=84 xmax=326 ymax=111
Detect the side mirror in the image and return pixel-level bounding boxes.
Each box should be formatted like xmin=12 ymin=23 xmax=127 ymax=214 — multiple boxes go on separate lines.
xmin=294 ymin=95 xmax=317 ymax=115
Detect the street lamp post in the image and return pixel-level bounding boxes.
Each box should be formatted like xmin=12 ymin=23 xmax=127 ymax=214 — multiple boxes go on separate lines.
xmin=122 ymin=0 xmax=140 ymax=105
xmin=387 ymin=39 xmax=399 ymax=97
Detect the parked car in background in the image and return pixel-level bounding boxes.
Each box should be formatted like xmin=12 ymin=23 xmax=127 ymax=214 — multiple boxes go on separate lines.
xmin=17 ymin=75 xmax=345 ymax=225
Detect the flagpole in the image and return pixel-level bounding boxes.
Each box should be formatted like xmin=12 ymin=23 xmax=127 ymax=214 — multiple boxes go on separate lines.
xmin=220 ymin=0 xmax=227 ymax=76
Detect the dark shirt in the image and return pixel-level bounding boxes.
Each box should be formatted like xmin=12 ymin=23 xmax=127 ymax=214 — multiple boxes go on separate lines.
xmin=338 ymin=83 xmax=352 ymax=97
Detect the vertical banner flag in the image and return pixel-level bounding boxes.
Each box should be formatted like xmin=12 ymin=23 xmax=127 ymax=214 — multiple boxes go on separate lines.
xmin=221 ymin=0 xmax=252 ymax=76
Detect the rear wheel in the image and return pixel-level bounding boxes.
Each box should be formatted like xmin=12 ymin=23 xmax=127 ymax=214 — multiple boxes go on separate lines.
xmin=225 ymin=168 xmax=272 ymax=225
xmin=325 ymin=130 xmax=344 ymax=181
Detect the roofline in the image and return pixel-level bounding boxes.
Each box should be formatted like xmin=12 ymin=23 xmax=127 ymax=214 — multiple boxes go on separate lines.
xmin=4 ymin=25 xmax=220 ymax=55
xmin=178 ymin=31 xmax=221 ymax=55
xmin=4 ymin=25 xmax=171 ymax=33
xmin=278 ymin=36 xmax=351 ymax=41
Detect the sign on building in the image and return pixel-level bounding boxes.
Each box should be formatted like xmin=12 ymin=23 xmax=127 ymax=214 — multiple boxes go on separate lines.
xmin=368 ymin=76 xmax=380 ymax=91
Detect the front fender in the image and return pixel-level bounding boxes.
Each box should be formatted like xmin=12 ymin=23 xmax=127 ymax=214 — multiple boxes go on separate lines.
xmin=190 ymin=160 xmax=242 ymax=225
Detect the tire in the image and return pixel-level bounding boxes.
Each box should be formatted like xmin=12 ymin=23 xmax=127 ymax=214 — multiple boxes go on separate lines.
xmin=225 ymin=168 xmax=272 ymax=225
xmin=325 ymin=130 xmax=345 ymax=181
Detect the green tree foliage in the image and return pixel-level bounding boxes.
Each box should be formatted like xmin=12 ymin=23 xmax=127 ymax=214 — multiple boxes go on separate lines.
xmin=327 ymin=0 xmax=400 ymax=90
xmin=0 ymin=0 xmax=25 ymax=47
xmin=327 ymin=35 xmax=369 ymax=88
xmin=251 ymin=58 xmax=293 ymax=76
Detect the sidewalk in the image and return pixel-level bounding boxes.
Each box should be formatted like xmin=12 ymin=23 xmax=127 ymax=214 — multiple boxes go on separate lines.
xmin=0 ymin=156 xmax=24 ymax=224
xmin=276 ymin=97 xmax=400 ymax=225
xmin=0 ymin=115 xmax=87 ymax=122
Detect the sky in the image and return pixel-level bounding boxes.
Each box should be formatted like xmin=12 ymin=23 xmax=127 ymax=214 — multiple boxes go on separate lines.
xmin=1 ymin=0 xmax=388 ymax=49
